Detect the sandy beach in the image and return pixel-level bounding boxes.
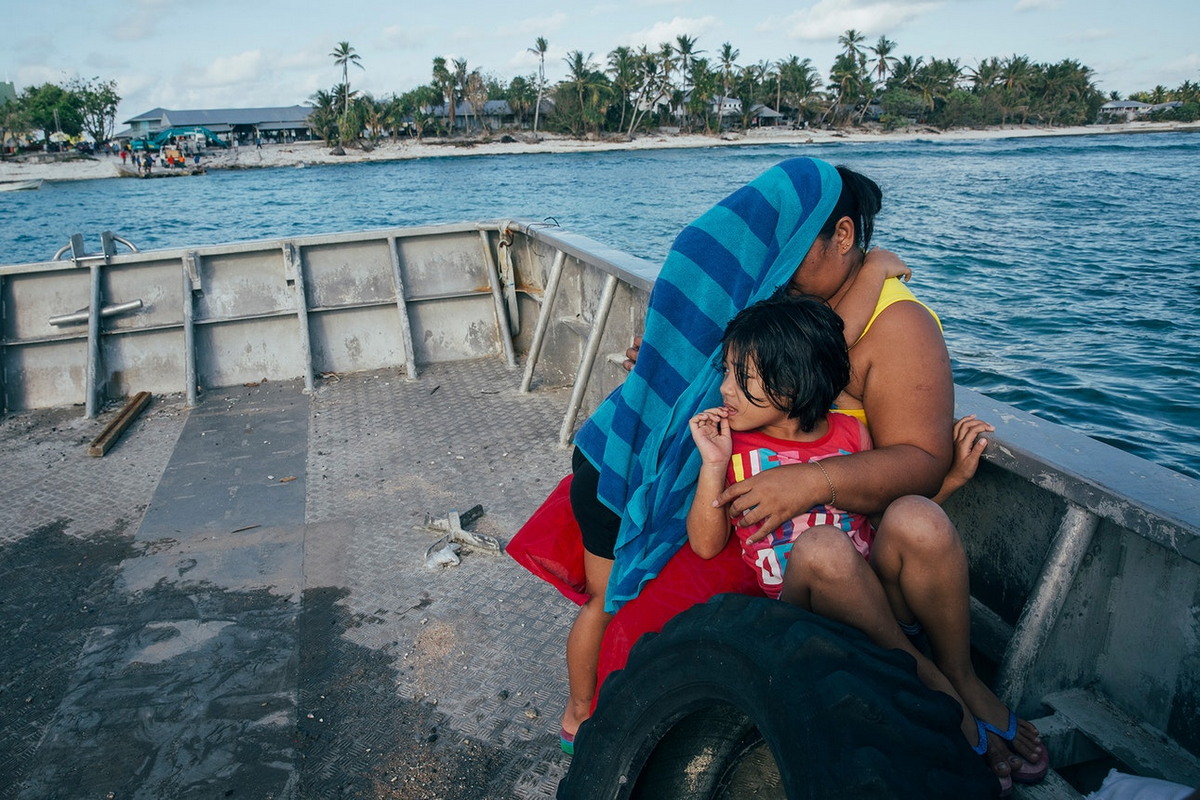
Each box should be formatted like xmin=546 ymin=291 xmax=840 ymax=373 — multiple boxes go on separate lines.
xmin=2 ymin=121 xmax=1196 ymax=183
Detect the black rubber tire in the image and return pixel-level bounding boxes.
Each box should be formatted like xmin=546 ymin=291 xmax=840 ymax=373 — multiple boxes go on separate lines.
xmin=558 ymin=593 xmax=997 ymax=800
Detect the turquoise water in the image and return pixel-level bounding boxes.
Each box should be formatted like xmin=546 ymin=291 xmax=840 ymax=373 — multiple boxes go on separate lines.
xmin=2 ymin=133 xmax=1197 ymax=478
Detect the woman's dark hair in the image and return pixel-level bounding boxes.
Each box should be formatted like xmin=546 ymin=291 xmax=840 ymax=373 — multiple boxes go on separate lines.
xmin=818 ymin=165 xmax=883 ymax=251
xmin=719 ymin=294 xmax=850 ymax=433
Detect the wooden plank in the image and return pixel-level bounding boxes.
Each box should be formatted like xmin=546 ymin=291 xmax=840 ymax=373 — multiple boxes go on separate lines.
xmin=88 ymin=391 xmax=151 ymax=457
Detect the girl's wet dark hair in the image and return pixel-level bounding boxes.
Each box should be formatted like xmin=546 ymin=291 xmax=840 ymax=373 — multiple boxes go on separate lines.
xmin=719 ymin=295 xmax=850 ymax=433
xmin=819 ymin=165 xmax=883 ymax=251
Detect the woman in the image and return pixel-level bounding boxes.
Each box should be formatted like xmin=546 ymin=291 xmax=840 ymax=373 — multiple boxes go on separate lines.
xmin=551 ymin=157 xmax=1043 ymax=789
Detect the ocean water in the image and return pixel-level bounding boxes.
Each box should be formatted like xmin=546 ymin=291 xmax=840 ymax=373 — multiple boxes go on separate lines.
xmin=2 ymin=133 xmax=1197 ymax=478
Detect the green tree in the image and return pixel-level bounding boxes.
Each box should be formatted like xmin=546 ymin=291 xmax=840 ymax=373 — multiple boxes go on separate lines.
xmin=559 ymin=50 xmax=611 ymax=136
xmin=1 ymin=99 xmax=32 ymax=158
xmin=505 ymin=75 xmax=536 ymax=128
xmin=869 ymin=36 xmax=898 ymax=84
xmin=528 ymin=37 xmax=549 ymax=137
xmin=68 ymin=77 xmax=120 ymax=144
xmin=307 ymin=89 xmax=339 ymax=144
xmin=463 ymin=68 xmax=488 ymax=131
xmin=607 ymin=46 xmax=640 ymax=134
xmin=838 ymin=29 xmax=868 ymax=70
xmin=20 ymin=83 xmax=82 ymax=145
xmin=431 ymin=57 xmax=456 ymax=132
xmin=717 ymin=42 xmax=740 ymax=101
xmin=330 ymin=42 xmax=364 ymax=120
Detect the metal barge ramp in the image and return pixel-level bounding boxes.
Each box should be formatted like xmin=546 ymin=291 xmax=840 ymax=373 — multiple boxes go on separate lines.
xmin=1 ymin=361 xmax=574 ymax=799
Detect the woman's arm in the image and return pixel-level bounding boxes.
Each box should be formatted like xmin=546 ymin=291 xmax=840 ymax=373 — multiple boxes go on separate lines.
xmin=687 ymin=409 xmax=735 ymax=559
xmin=833 ymin=249 xmax=911 ymax=345
xmin=716 ymin=301 xmax=954 ymax=530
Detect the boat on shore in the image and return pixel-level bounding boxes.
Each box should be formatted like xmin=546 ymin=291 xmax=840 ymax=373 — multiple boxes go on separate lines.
xmin=116 ymin=163 xmax=206 ymax=178
xmin=0 ymin=178 xmax=43 ymax=191
xmin=0 ymin=223 xmax=1196 ymax=798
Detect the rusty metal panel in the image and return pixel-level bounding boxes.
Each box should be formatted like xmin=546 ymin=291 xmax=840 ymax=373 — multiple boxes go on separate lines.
xmin=408 ymin=296 xmax=499 ymax=364
xmin=3 ymin=268 xmax=92 ymax=341
xmin=100 ymin=329 xmax=187 ymax=400
xmin=195 ymin=316 xmax=305 ymax=388
xmin=193 ymin=249 xmax=293 ymax=322
xmin=102 ymin=258 xmax=184 ymax=331
xmin=302 ymin=239 xmax=394 ymax=309
xmin=3 ymin=340 xmax=87 ymax=410
xmin=308 ymin=306 xmax=408 ymax=375
xmin=397 ymin=233 xmax=490 ymax=299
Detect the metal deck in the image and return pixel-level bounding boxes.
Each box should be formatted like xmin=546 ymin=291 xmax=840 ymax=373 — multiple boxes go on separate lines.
xmin=0 ymin=359 xmax=575 ymax=799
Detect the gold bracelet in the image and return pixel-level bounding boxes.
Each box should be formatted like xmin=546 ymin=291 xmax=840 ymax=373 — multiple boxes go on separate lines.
xmin=813 ymin=460 xmax=836 ymax=507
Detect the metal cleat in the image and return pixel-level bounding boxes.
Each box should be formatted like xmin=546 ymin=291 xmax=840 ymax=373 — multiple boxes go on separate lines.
xmin=418 ymin=504 xmax=500 ymax=568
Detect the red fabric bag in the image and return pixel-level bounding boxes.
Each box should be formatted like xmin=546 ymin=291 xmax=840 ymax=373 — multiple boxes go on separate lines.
xmin=506 ymin=475 xmax=588 ymax=606
xmin=509 ymin=474 xmax=765 ymax=708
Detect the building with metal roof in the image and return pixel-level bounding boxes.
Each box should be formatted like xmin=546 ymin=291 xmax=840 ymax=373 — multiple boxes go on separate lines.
xmin=117 ymin=106 xmax=315 ymax=145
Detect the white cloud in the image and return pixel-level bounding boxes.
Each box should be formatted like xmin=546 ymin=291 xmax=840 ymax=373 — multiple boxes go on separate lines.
xmin=1015 ymin=0 xmax=1062 ymax=10
xmin=773 ymin=0 xmax=942 ymax=42
xmin=1063 ymin=28 xmax=1113 ymax=44
xmin=180 ymin=50 xmax=268 ymax=90
xmin=623 ymin=16 xmax=722 ymax=48
xmin=503 ymin=12 xmax=569 ymax=37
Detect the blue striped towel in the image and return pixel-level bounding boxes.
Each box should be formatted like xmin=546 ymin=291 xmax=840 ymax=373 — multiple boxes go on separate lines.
xmin=573 ymin=157 xmax=843 ymax=612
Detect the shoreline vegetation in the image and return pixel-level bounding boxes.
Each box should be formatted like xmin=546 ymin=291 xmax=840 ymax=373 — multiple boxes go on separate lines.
xmin=2 ymin=121 xmax=1197 ymax=183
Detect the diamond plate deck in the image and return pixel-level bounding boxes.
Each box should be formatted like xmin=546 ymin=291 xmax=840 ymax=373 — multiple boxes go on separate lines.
xmin=0 ymin=359 xmax=576 ymax=799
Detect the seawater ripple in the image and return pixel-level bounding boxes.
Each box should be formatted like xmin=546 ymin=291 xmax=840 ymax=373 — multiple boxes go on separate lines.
xmin=2 ymin=132 xmax=1197 ymax=478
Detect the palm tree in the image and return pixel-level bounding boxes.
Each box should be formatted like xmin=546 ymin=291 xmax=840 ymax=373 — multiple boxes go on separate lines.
xmin=838 ymin=29 xmax=867 ymax=70
xmin=608 ymin=46 xmax=639 ymax=134
xmin=562 ymin=50 xmax=610 ymax=136
xmin=528 ymin=37 xmax=548 ymax=138
xmin=431 ymin=57 xmax=455 ymax=133
xmin=889 ymin=55 xmax=924 ymax=92
xmin=718 ymin=42 xmax=740 ymax=101
xmin=306 ymin=89 xmax=339 ymax=145
xmin=870 ymin=36 xmax=898 ymax=84
xmin=625 ymin=45 xmax=663 ymax=136
xmin=330 ymin=42 xmax=364 ymax=119
xmin=674 ymin=34 xmax=703 ymax=93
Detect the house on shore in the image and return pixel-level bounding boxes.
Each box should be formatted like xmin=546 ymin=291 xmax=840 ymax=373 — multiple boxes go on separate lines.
xmin=117 ymin=106 xmax=315 ymax=147
xmin=1098 ymin=100 xmax=1183 ymax=121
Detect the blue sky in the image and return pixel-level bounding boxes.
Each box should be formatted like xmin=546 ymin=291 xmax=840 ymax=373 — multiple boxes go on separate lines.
xmin=5 ymin=0 xmax=1197 ymax=124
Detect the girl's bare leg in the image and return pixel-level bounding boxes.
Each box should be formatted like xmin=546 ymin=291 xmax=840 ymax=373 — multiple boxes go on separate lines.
xmin=870 ymin=496 xmax=1044 ymax=771
xmin=562 ymin=550 xmax=613 ymax=737
xmin=780 ymin=527 xmax=983 ymax=748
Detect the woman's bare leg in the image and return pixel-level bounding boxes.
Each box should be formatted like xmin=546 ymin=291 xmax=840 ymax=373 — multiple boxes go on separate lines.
xmin=562 ymin=550 xmax=613 ymax=737
xmin=870 ymin=496 xmax=1044 ymax=771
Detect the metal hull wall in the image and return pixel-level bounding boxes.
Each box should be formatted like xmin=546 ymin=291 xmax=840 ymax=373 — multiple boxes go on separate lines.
xmin=2 ymin=221 xmax=1198 ymax=789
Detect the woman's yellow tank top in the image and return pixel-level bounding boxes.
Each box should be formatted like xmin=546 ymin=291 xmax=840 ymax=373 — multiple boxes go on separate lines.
xmin=834 ymin=277 xmax=942 ymax=427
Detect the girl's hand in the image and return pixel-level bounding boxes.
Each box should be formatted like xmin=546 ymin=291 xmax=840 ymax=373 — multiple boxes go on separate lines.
xmin=934 ymin=414 xmax=995 ymax=503
xmin=689 ymin=407 xmax=732 ymax=466
xmin=865 ymin=247 xmax=912 ymax=282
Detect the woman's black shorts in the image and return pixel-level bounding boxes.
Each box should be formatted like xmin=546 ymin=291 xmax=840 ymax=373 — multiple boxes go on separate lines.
xmin=570 ymin=446 xmax=621 ymax=560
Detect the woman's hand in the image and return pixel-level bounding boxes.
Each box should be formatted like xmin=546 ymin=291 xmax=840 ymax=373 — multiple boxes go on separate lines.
xmin=716 ymin=463 xmax=822 ymax=543
xmin=622 ymin=335 xmax=643 ymax=371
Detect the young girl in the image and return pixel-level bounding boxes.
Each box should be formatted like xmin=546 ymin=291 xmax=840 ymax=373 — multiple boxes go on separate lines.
xmin=687 ymin=295 xmax=871 ymax=598
xmin=688 ymin=299 xmax=1037 ymax=796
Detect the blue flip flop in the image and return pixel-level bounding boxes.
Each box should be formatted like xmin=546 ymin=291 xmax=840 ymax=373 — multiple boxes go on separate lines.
xmin=972 ymin=717 xmax=1014 ymax=798
xmin=559 ymin=727 xmax=576 ymax=756
xmin=979 ymin=710 xmax=1049 ymax=785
